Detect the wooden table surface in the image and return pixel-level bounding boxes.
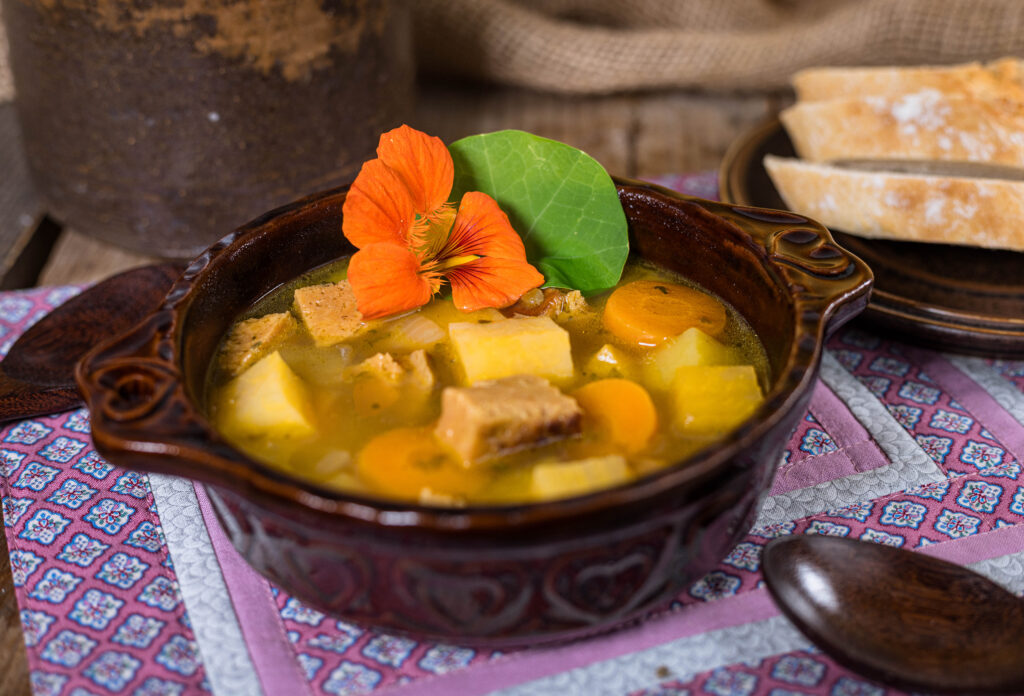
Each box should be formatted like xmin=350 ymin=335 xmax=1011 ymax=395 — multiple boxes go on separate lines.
xmin=0 ymin=80 xmax=786 ymax=695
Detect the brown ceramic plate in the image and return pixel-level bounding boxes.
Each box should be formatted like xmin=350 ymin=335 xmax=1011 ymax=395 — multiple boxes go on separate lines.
xmin=720 ymin=119 xmax=1024 ymax=358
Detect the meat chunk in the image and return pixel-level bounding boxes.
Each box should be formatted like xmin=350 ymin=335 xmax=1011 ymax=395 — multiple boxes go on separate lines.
xmin=293 ymin=280 xmax=365 ymax=346
xmin=348 ymin=352 xmax=405 ymax=412
xmin=435 ymin=375 xmax=582 ymax=463
xmin=503 ymin=288 xmax=590 ymax=319
xmin=219 ymin=312 xmax=298 ymax=376
xmin=350 ymin=352 xmax=404 ymax=383
xmin=401 ymin=349 xmax=435 ymax=392
xmin=561 ymin=290 xmax=589 ymax=316
xmin=504 ymin=288 xmax=565 ymax=317
xmin=348 ymin=350 xmax=435 ymax=413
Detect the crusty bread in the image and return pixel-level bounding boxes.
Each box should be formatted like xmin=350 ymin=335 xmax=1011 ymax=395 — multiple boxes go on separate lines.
xmin=791 ymin=58 xmax=1024 ymax=102
xmin=763 ymin=155 xmax=1024 ymax=252
xmin=781 ymin=92 xmax=1024 ymax=167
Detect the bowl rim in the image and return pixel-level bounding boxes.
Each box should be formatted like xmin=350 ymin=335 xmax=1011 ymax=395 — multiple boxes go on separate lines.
xmin=79 ymin=178 xmax=872 ymax=531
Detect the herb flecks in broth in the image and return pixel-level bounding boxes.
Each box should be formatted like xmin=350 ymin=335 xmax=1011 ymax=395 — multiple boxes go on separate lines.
xmin=208 ymin=259 xmax=768 ymax=506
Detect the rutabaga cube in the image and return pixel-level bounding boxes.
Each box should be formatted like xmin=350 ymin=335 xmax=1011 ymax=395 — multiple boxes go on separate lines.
xmin=583 ymin=343 xmax=640 ymax=381
xmin=218 ymin=351 xmax=316 ymax=439
xmin=646 ymin=328 xmax=741 ymax=391
xmin=531 ymin=455 xmax=630 ymax=500
xmin=672 ymin=364 xmax=762 ymax=435
xmin=448 ymin=316 xmax=574 ymax=384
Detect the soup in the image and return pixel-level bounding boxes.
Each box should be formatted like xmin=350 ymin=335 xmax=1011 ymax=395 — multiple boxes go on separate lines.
xmin=206 ymin=259 xmax=768 ymax=505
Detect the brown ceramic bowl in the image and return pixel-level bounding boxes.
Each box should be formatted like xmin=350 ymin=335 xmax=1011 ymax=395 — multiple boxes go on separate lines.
xmin=76 ymin=180 xmax=871 ymax=646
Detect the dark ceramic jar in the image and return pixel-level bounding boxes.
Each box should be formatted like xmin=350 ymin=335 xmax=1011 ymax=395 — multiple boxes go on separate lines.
xmin=78 ymin=181 xmax=872 ymax=646
xmin=3 ymin=0 xmax=413 ymax=258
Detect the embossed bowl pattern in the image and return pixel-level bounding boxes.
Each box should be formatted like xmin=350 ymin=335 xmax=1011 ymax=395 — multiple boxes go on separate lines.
xmin=77 ymin=180 xmax=872 ymax=646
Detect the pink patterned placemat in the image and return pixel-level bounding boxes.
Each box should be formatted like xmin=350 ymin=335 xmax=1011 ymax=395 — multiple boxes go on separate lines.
xmin=4 ymin=173 xmax=1024 ymax=696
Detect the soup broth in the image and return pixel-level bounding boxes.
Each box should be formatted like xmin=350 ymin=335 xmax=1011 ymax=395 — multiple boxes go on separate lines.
xmin=206 ymin=258 xmax=768 ymax=505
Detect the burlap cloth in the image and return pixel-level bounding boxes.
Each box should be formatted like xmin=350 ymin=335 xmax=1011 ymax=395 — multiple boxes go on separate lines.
xmin=414 ymin=0 xmax=1024 ymax=93
xmin=2 ymin=0 xmax=1024 ymax=100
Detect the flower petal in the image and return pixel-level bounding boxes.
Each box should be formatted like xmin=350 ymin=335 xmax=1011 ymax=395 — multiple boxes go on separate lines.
xmin=376 ymin=125 xmax=454 ymax=218
xmin=342 ymin=159 xmax=416 ymax=249
xmin=347 ymin=243 xmax=433 ymax=319
xmin=447 ymin=256 xmax=545 ymax=312
xmin=443 ymin=191 xmax=529 ymax=261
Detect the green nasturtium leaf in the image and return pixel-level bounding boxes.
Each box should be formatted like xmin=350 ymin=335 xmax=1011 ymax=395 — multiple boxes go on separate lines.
xmin=449 ymin=130 xmax=629 ymax=295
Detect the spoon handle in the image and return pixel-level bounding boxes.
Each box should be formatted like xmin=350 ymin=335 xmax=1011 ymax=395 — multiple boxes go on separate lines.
xmin=0 ymin=370 xmax=80 ymax=423
xmin=0 ymin=263 xmax=183 ymax=423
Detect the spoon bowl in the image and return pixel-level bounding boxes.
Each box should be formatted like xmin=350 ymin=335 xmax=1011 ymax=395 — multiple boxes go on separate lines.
xmin=763 ymin=535 xmax=1024 ymax=694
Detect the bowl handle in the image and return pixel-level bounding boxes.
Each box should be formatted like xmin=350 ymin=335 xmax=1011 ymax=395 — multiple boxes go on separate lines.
xmin=76 ymin=310 xmax=258 ymax=492
xmin=710 ymin=202 xmax=873 ymax=336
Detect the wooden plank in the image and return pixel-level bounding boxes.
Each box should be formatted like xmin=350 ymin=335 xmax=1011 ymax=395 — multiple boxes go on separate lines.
xmin=632 ymin=91 xmax=775 ymax=177
xmin=37 ymin=227 xmax=160 ymax=287
xmin=415 ymin=81 xmax=774 ymax=178
xmin=0 ymin=102 xmax=49 ymax=288
xmin=415 ymin=81 xmax=635 ymax=175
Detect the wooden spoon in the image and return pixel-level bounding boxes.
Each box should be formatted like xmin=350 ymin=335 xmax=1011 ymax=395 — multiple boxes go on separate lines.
xmin=762 ymin=535 xmax=1024 ymax=694
xmin=0 ymin=263 xmax=182 ymax=422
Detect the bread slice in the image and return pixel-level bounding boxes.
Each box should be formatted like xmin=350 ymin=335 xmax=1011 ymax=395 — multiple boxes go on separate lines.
xmin=781 ymin=92 xmax=1024 ymax=167
xmin=791 ymin=58 xmax=1024 ymax=102
xmin=763 ymin=155 xmax=1024 ymax=251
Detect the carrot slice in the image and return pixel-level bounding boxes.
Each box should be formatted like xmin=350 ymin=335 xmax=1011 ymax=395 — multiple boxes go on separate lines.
xmin=357 ymin=427 xmax=487 ymax=502
xmin=602 ymin=280 xmax=727 ymax=347
xmin=572 ymin=378 xmax=658 ymax=453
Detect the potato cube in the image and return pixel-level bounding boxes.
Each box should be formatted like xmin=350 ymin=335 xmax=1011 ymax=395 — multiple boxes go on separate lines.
xmin=672 ymin=365 xmax=762 ymax=435
xmin=448 ymin=316 xmax=574 ymax=384
xmin=646 ymin=328 xmax=741 ymax=391
xmin=531 ymin=455 xmax=631 ymax=500
xmin=218 ymin=351 xmax=316 ymax=439
xmin=293 ymin=280 xmax=365 ymax=347
xmin=219 ymin=312 xmax=297 ymax=376
xmin=584 ymin=344 xmax=640 ymax=381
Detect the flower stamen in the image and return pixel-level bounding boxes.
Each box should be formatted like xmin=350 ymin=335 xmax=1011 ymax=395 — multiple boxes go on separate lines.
xmin=431 ymin=254 xmax=481 ymax=272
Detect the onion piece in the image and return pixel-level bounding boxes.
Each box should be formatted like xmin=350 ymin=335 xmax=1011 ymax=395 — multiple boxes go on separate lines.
xmin=375 ymin=314 xmax=446 ymax=353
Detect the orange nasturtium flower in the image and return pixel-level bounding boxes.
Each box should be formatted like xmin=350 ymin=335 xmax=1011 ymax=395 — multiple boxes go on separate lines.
xmin=342 ymin=125 xmax=545 ymax=319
